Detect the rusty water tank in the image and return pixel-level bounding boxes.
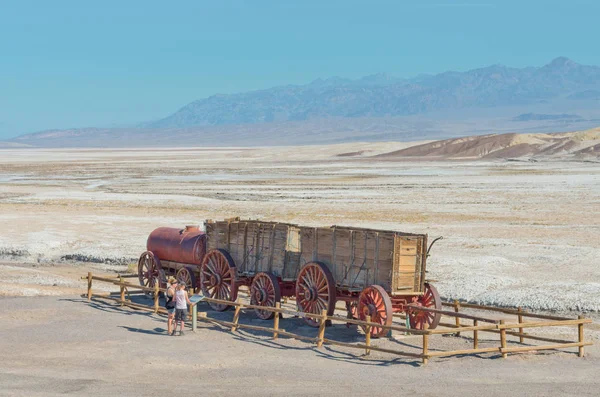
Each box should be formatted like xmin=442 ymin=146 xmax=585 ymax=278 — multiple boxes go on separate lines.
xmin=146 ymin=225 xmax=206 ymax=265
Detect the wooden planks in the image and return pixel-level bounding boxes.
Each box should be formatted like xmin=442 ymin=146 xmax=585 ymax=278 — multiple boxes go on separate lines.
xmin=206 ymin=219 xmax=427 ymax=293
xmin=206 ymin=220 xmax=291 ymax=277
xmin=392 ymin=235 xmax=425 ymax=294
xmin=297 ymin=227 xmax=399 ymax=290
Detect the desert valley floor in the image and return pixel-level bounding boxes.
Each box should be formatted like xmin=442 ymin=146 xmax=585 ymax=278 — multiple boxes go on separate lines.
xmin=0 ymin=144 xmax=598 ymax=396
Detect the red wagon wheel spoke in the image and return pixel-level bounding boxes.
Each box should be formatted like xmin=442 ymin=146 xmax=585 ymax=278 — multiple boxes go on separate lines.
xmin=358 ymin=285 xmax=393 ymax=338
xmin=295 ymin=262 xmax=336 ymax=327
xmin=408 ymin=283 xmax=442 ymax=330
xmin=200 ymin=249 xmax=237 ymax=312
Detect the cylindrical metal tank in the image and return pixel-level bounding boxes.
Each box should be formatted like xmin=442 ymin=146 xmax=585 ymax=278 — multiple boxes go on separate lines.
xmin=146 ymin=225 xmax=206 ymax=265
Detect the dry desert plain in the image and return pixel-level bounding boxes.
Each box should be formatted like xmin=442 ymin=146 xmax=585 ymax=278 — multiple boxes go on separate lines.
xmin=0 ymin=144 xmax=599 ymax=396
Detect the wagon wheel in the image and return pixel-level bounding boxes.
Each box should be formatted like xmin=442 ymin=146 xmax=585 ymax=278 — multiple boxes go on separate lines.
xmin=295 ymin=262 xmax=336 ymax=327
xmin=250 ymin=272 xmax=281 ymax=320
xmin=200 ymin=249 xmax=237 ymax=311
xmin=176 ymin=267 xmax=197 ymax=291
xmin=408 ymin=283 xmax=442 ymax=330
xmin=137 ymin=251 xmax=161 ymax=297
xmin=358 ymin=285 xmax=393 ymax=338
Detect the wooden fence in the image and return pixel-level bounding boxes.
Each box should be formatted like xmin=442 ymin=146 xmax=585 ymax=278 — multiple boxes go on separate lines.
xmin=82 ymin=272 xmax=593 ymax=365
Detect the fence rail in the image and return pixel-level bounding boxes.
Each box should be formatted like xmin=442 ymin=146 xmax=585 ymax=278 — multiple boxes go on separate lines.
xmin=82 ymin=272 xmax=593 ymax=365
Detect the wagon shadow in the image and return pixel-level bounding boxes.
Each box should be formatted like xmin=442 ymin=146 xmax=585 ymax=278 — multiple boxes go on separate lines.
xmin=316 ymin=345 xmax=422 ymax=367
xmin=72 ymin=297 xmax=423 ymax=366
xmin=198 ymin=307 xmax=421 ymax=367
xmin=64 ymin=296 xmax=167 ymax=326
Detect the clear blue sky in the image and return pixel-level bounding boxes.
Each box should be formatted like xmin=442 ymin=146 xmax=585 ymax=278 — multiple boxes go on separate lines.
xmin=1 ymin=0 xmax=599 ymax=139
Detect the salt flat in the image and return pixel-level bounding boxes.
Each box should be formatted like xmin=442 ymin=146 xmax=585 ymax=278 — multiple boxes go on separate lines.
xmin=0 ymin=145 xmax=599 ymax=313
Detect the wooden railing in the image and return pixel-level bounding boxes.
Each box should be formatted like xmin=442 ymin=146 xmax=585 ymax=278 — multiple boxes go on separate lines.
xmin=82 ymin=272 xmax=593 ymax=365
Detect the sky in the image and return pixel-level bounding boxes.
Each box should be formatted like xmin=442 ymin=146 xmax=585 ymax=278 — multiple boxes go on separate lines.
xmin=1 ymin=0 xmax=599 ymax=139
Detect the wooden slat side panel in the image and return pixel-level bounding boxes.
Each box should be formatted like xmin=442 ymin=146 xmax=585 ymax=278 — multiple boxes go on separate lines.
xmin=416 ymin=238 xmax=423 ymax=290
xmin=245 ymin=222 xmax=259 ymax=273
xmin=374 ymin=232 xmax=394 ymax=289
xmin=346 ymin=231 xmax=366 ymax=289
xmin=392 ymin=236 xmax=427 ymax=294
xmin=299 ymin=227 xmax=315 ymax=273
xmin=216 ymin=222 xmax=229 ymax=248
xmin=206 ymin=222 xmax=217 ymax=251
xmin=331 ymin=229 xmax=351 ymax=284
xmin=256 ymin=223 xmax=271 ymax=272
xmin=365 ymin=231 xmax=378 ymax=287
xmin=282 ymin=226 xmax=301 ymax=280
xmin=315 ymin=228 xmax=334 ymax=271
xmin=228 ymin=222 xmax=240 ymax=271
xmin=270 ymin=224 xmax=288 ymax=277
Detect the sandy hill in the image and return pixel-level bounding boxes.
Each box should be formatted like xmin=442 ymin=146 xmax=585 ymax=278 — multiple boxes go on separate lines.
xmin=374 ymin=127 xmax=600 ymax=161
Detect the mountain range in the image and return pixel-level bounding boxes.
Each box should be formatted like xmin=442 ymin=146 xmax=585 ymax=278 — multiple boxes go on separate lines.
xmin=5 ymin=57 xmax=600 ymax=148
xmin=145 ymin=56 xmax=600 ymax=129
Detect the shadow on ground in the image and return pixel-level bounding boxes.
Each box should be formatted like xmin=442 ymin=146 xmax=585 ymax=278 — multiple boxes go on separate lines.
xmin=71 ymin=294 xmax=424 ymax=367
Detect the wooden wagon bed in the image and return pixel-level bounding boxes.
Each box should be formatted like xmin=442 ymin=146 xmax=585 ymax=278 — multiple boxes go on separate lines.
xmin=205 ymin=219 xmax=428 ymax=295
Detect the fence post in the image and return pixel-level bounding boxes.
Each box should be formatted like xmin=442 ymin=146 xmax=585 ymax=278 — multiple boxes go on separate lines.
xmin=454 ymin=300 xmax=461 ymax=336
xmin=192 ymin=304 xmax=197 ymax=333
xmin=578 ymin=315 xmax=585 ymax=358
xmin=231 ymin=299 xmax=241 ymax=332
xmin=365 ymin=315 xmax=371 ymax=356
xmin=422 ymin=333 xmax=429 ymax=365
xmin=500 ymin=319 xmax=507 ymax=358
xmin=153 ymin=283 xmax=159 ymax=313
xmin=317 ymin=310 xmax=327 ymax=348
xmin=473 ymin=319 xmax=478 ymax=349
xmin=517 ymin=307 xmax=524 ymax=343
xmin=273 ymin=302 xmax=280 ymax=339
xmin=119 ymin=275 xmax=125 ymax=306
xmin=87 ymin=272 xmax=92 ymax=301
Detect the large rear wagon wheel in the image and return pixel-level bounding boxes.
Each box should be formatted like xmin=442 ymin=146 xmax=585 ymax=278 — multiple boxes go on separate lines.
xmin=408 ymin=282 xmax=442 ymax=330
xmin=200 ymin=249 xmax=237 ymax=312
xmin=358 ymin=285 xmax=393 ymax=338
xmin=295 ymin=262 xmax=336 ymax=327
xmin=138 ymin=251 xmax=161 ymax=297
xmin=250 ymin=272 xmax=281 ymax=320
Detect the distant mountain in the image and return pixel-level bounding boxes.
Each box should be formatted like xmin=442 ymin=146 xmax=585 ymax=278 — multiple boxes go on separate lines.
xmin=375 ymin=127 xmax=600 ymax=161
xmin=5 ymin=57 xmax=600 ymax=148
xmin=147 ymin=57 xmax=600 ymax=129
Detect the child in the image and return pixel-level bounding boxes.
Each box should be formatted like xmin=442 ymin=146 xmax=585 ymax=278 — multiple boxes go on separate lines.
xmin=173 ymin=282 xmax=192 ymax=336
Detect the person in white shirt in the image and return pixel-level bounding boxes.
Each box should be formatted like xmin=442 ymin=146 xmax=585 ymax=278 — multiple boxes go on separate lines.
xmin=173 ymin=282 xmax=192 ymax=336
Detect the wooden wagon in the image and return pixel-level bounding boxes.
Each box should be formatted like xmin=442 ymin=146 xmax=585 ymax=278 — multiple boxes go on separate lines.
xmin=199 ymin=218 xmax=442 ymax=337
xmin=137 ymin=218 xmax=442 ymax=337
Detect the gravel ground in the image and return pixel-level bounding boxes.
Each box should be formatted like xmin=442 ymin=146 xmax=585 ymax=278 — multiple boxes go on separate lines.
xmin=0 ymin=295 xmax=598 ymax=397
